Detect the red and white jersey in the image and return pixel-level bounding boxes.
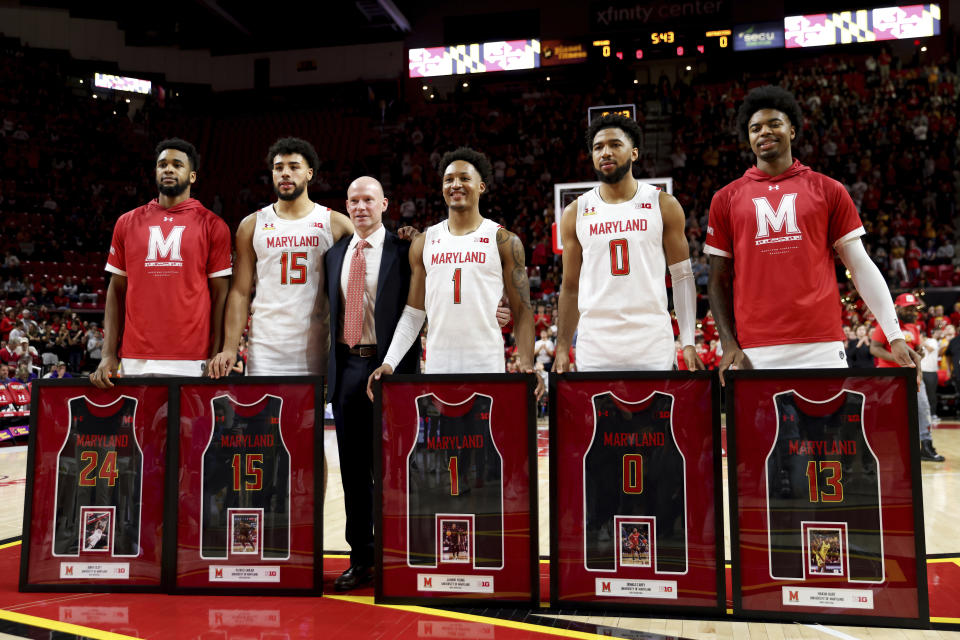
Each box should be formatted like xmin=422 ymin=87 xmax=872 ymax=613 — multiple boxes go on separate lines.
xmin=247 ymin=204 xmax=334 ymax=376
xmin=422 ymin=218 xmax=504 ymax=374
xmin=574 ymin=182 xmax=674 ymax=371
xmin=871 ymin=322 xmax=921 ymax=368
xmin=105 ymin=198 xmax=232 ymax=360
xmin=705 ymin=161 xmax=864 ymax=349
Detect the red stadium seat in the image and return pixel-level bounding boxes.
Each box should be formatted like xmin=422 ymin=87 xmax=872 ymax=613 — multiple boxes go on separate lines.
xmin=0 ymin=384 xmax=13 ymax=408
xmin=6 ymin=382 xmax=29 ymax=407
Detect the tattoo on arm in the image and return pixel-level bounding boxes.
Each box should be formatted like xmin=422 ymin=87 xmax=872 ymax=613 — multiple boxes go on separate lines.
xmin=496 ymin=227 xmax=510 ymax=246
xmin=509 ymin=235 xmax=533 ymax=312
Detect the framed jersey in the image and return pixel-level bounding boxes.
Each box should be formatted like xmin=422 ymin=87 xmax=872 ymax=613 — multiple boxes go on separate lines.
xmin=727 ymin=370 xmax=929 ymax=627
xmin=374 ymin=375 xmax=538 ymax=605
xmin=172 ymin=378 xmax=323 ymax=594
xmin=20 ymin=380 xmax=172 ymax=591
xmin=549 ymin=372 xmax=724 ymax=613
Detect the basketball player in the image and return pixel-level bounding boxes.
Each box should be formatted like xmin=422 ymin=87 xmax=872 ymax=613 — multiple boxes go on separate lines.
xmin=628 ymin=527 xmax=641 ymax=563
xmin=705 ymin=86 xmax=917 ymax=380
xmin=208 ymin=137 xmax=354 ymax=377
xmin=367 ymin=147 xmax=543 ymax=398
xmin=86 ymin=520 xmax=105 ymax=550
xmin=90 ymin=138 xmax=232 ymax=387
xmin=554 ymin=114 xmax=702 ymax=372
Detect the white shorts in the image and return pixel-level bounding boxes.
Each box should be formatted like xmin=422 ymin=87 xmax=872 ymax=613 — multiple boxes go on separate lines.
xmin=743 ymin=341 xmax=848 ymax=370
xmin=121 ymin=358 xmax=206 ymax=377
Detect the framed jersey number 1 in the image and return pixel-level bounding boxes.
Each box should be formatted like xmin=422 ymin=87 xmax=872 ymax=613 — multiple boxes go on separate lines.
xmin=375 ymin=374 xmax=539 ymax=605
xmin=549 ymin=372 xmax=724 ymax=613
xmin=727 ymin=370 xmax=929 ymax=627
xmin=172 ymin=378 xmax=323 ymax=594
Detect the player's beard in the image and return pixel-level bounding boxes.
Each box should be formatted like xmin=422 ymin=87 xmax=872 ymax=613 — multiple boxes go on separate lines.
xmin=156 ymin=177 xmax=189 ymax=198
xmin=594 ymin=159 xmax=633 ymax=184
xmin=275 ymin=181 xmax=306 ymax=202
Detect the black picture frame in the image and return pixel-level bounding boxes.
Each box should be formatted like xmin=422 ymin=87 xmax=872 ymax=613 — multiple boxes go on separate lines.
xmin=547 ymin=370 xmax=725 ymax=615
xmin=19 ymin=378 xmax=174 ymax=593
xmin=726 ymin=369 xmax=929 ymax=628
xmin=373 ymin=373 xmax=540 ymax=607
xmin=168 ymin=376 xmax=325 ymax=596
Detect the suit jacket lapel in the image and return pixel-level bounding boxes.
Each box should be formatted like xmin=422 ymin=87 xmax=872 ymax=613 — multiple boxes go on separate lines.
xmin=376 ymin=232 xmax=398 ymax=303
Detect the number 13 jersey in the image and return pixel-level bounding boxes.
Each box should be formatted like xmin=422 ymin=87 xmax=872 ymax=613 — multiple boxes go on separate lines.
xmin=574 ymin=183 xmax=674 ymax=371
xmin=765 ymin=390 xmax=883 ymax=582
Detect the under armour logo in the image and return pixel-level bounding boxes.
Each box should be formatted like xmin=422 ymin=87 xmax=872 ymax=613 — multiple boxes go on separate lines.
xmin=768 ymin=185 xmax=780 ymax=191
xmin=163 ymin=216 xmax=174 ymax=221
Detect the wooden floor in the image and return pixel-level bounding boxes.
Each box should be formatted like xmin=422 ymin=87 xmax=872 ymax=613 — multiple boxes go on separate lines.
xmin=1 ymin=425 xmax=959 ymax=639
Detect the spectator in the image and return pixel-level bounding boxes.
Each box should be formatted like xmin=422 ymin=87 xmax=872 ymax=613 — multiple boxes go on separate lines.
xmin=846 ymin=325 xmax=875 ymax=368
xmin=534 ymin=329 xmax=555 ymax=372
xmin=86 ymin=323 xmax=103 ymax=370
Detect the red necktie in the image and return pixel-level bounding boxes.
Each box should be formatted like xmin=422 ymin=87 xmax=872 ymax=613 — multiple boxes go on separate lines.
xmin=344 ymin=239 xmax=369 ymax=347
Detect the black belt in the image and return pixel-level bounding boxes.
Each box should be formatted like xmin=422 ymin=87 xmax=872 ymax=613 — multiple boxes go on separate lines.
xmin=339 ymin=343 xmax=377 ymax=358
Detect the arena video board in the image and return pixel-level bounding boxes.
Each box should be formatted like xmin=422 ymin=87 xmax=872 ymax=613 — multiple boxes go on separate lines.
xmin=734 ymin=22 xmax=785 ymax=51
xmin=785 ymin=4 xmax=940 ymax=49
xmin=409 ymin=40 xmax=540 ymax=78
xmin=94 ymin=73 xmax=152 ymax=95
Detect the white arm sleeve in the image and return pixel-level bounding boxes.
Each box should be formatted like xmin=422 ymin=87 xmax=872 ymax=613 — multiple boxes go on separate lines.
xmin=383 ymin=305 xmax=427 ymax=371
xmin=835 ymin=238 xmax=903 ymax=343
xmin=668 ymin=259 xmax=697 ymax=348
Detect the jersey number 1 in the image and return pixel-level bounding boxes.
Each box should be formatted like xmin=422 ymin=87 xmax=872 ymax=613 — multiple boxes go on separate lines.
xmin=452 ymin=268 xmax=462 ymax=304
xmin=609 ymin=239 xmax=630 ymax=276
xmin=280 ymin=251 xmax=307 ymax=285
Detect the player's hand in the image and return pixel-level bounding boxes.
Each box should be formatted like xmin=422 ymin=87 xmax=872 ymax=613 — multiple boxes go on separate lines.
xmin=207 ymin=350 xmax=237 ymax=379
xmin=496 ymin=297 xmax=511 ymax=328
xmin=552 ymin=350 xmax=572 ymax=373
xmin=397 ymin=226 xmax=420 ymax=241
xmin=682 ymin=345 xmax=705 ymax=371
xmin=522 ymin=367 xmax=546 ymax=400
xmin=717 ymin=344 xmax=751 ymax=386
xmin=367 ymin=364 xmax=394 ymax=401
xmin=889 ymin=338 xmax=923 ymax=386
xmin=90 ymin=355 xmax=120 ymax=389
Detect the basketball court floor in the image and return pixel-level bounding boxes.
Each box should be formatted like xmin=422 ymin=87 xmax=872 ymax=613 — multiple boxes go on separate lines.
xmin=0 ymin=422 xmax=958 ymax=639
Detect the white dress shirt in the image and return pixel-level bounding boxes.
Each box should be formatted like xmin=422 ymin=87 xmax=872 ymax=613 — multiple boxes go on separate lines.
xmin=338 ymin=224 xmax=385 ymax=345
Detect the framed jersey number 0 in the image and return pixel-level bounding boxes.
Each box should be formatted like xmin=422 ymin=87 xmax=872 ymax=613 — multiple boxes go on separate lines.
xmin=549 ymin=371 xmax=724 ymax=614
xmin=727 ymin=369 xmax=929 ymax=627
xmin=374 ymin=374 xmax=539 ymax=605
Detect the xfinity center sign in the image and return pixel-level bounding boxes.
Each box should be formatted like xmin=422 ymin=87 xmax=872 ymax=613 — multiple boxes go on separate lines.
xmin=591 ymin=0 xmax=728 ymax=29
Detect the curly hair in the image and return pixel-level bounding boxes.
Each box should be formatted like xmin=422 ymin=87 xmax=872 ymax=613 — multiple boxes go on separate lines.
xmin=155 ymin=138 xmax=199 ymax=172
xmin=265 ymin=137 xmax=320 ymax=177
xmin=585 ymin=114 xmax=643 ymax=151
xmin=736 ymin=85 xmax=803 ymax=140
xmin=439 ymin=147 xmax=493 ymax=184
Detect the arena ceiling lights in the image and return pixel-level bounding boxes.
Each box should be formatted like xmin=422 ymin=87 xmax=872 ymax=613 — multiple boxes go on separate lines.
xmin=784 ymin=3 xmax=940 ymax=48
xmin=408 ymin=40 xmax=540 ymax=78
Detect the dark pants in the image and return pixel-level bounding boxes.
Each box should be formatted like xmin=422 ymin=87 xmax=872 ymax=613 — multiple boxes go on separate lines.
xmin=923 ymin=371 xmax=939 ymax=418
xmin=332 ymin=345 xmax=377 ymax=568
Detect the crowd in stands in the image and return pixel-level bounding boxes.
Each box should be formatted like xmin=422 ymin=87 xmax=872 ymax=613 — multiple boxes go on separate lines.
xmin=1 ymin=35 xmax=959 ymax=417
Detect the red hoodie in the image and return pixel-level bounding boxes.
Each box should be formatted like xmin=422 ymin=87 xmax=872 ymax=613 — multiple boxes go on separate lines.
xmin=704 ymin=160 xmax=864 ymax=349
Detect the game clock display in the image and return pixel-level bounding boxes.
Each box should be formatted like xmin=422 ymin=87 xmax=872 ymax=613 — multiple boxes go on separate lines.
xmin=549 ymin=372 xmax=724 ymax=613
xmin=727 ymin=370 xmax=929 ymax=627
xmin=374 ymin=375 xmax=539 ymax=605
xmin=173 ymin=378 xmax=323 ymax=594
xmin=20 ymin=380 xmax=172 ymax=591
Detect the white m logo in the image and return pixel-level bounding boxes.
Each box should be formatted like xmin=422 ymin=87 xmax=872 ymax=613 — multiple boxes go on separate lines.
xmin=753 ymin=194 xmax=799 ymax=239
xmin=147 ymin=225 xmax=185 ymax=261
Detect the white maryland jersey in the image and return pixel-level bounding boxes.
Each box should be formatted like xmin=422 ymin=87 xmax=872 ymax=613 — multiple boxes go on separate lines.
xmin=422 ymin=218 xmax=505 ymax=374
xmin=247 ymin=204 xmax=334 ymax=375
xmin=574 ymin=182 xmax=674 ymax=371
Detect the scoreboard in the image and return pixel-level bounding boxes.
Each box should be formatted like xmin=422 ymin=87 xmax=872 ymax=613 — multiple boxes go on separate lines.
xmin=591 ymin=27 xmax=732 ymax=61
